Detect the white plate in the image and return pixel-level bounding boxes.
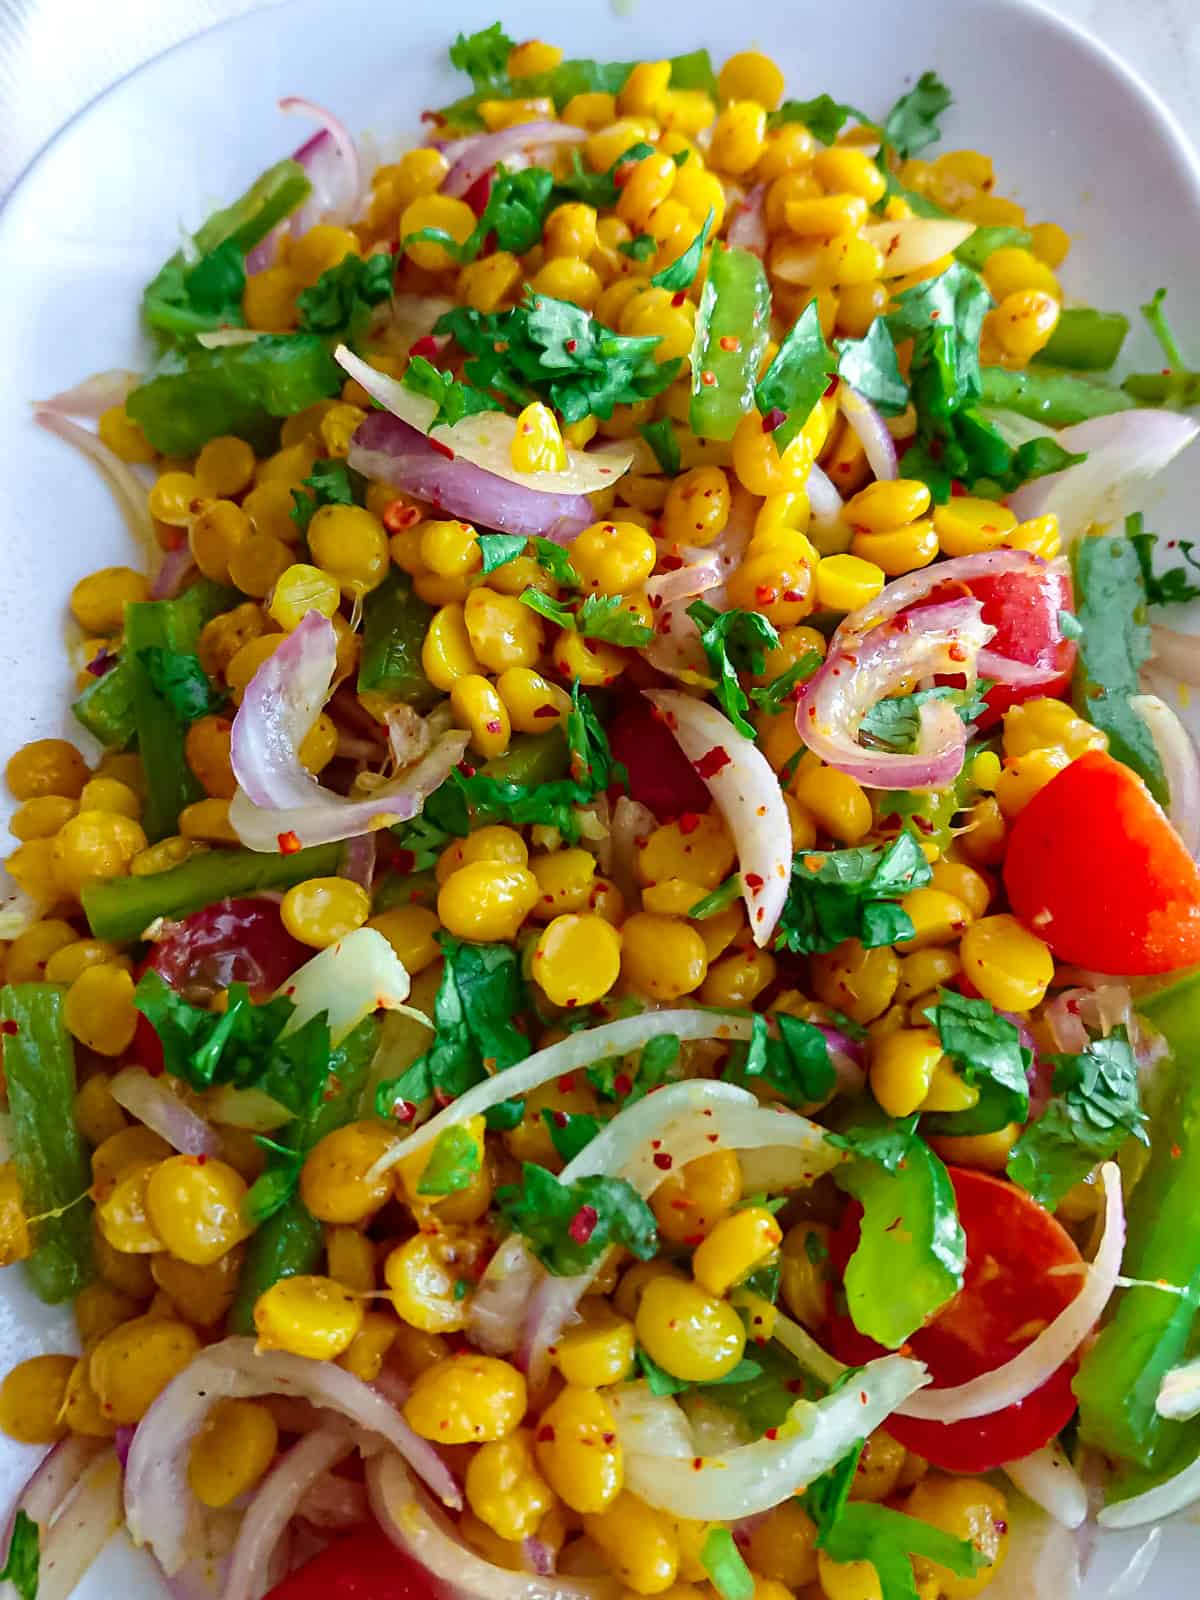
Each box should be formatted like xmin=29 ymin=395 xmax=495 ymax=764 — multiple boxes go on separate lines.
xmin=1 ymin=0 xmax=1198 ymax=1592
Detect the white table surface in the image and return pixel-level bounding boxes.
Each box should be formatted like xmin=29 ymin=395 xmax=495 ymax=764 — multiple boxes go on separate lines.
xmin=0 ymin=0 xmax=1197 ymax=200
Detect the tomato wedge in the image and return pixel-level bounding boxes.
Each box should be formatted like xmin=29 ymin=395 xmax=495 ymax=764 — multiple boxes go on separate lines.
xmin=1004 ymin=748 xmax=1200 ymax=974
xmin=266 ymin=1527 xmax=442 ymax=1600
xmin=133 ymin=897 xmax=310 ymax=1070
xmin=608 ymin=698 xmax=711 ymax=819
xmin=828 ymin=1167 xmax=1084 ymax=1473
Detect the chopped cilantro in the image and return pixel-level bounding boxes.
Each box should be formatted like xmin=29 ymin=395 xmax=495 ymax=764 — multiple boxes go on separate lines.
xmin=403 ymin=165 xmax=556 ymax=264
xmin=640 ymin=417 xmax=681 ymax=476
xmin=755 ymin=299 xmax=837 ymax=449
xmin=477 ymin=533 xmax=528 ymax=575
xmin=747 ymin=653 xmax=823 ymax=714
xmin=588 ymin=1033 xmax=680 ymax=1104
xmin=434 ymin=49 xmax=717 ymax=132
xmin=1141 ymin=286 xmax=1186 ymax=370
xmin=858 ymin=682 xmax=990 ymax=752
xmin=803 ymin=1441 xmax=865 ymax=1537
xmin=775 ymin=834 xmax=932 ymax=955
xmin=531 ymin=537 xmax=583 ymax=588
xmin=136 ymin=648 xmax=224 ymax=724
xmin=497 ymin=1164 xmax=658 ymax=1275
xmin=921 ymin=989 xmax=1031 ymax=1134
xmin=702 ymin=1526 xmax=755 ymax=1600
xmin=543 ymin=1109 xmax=605 ymax=1164
xmin=835 ymin=318 xmax=909 ymax=415
xmin=814 ymin=1498 xmax=985 ymax=1600
xmin=435 ymin=293 xmax=679 ymax=423
xmin=0 ymin=1510 xmax=40 ymax=1600
xmin=736 ymin=1012 xmax=837 ymax=1107
xmin=484 ymin=1098 xmax=525 ymax=1132
xmin=401 ymin=354 xmax=503 ymax=429
xmin=290 ymin=456 xmax=357 ymax=535
xmin=448 ymin=22 xmax=515 ymax=92
xmin=143 ymin=238 xmax=246 ymax=339
xmin=296 ymin=251 xmax=394 ymax=344
xmin=1008 ymin=1025 xmax=1148 ymax=1208
xmin=521 ymin=589 xmax=654 ymax=648
xmin=883 ymin=71 xmax=953 ymax=160
xmin=417 ymin=1125 xmax=482 ymax=1195
xmin=768 ymin=94 xmax=869 ymax=144
xmin=652 ymin=209 xmax=714 ymax=292
xmin=554 ymin=142 xmax=655 ymax=210
xmin=620 ymin=233 xmax=658 ymax=262
xmin=685 ymin=600 xmax=780 ymax=736
xmin=637 ymin=1345 xmax=764 ymax=1398
xmin=244 ymin=1135 xmax=304 ymax=1225
xmin=1128 ymin=513 xmax=1200 ymax=606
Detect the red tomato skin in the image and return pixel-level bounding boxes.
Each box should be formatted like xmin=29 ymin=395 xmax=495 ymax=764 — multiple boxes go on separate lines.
xmin=133 ymin=898 xmax=309 ymax=1071
xmin=1004 ymin=749 xmax=1200 ymax=974
xmin=828 ymin=1167 xmax=1084 ymax=1473
xmin=266 ymin=1528 xmax=443 ymax=1600
xmin=608 ymin=699 xmax=712 ymax=820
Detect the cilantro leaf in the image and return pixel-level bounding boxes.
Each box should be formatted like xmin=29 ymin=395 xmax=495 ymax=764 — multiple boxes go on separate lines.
xmin=497 ymin=1164 xmax=658 ymax=1275
xmin=652 ymin=209 xmax=714 ymax=291
xmin=401 ymin=354 xmax=503 ymax=429
xmin=775 ymin=835 xmax=932 ymax=955
xmin=521 ymin=589 xmax=653 ymax=648
xmin=737 ymin=1013 xmax=837 ymax=1107
xmin=747 ymin=653 xmax=823 ymax=714
xmin=1128 ymin=512 xmax=1200 ymax=606
xmin=620 ymin=234 xmax=657 ymax=262
xmin=484 ymin=1098 xmax=525 ymax=1132
xmin=484 ymin=165 xmax=556 ymax=253
xmin=143 ymin=238 xmax=246 ymax=338
xmin=756 ymin=299 xmax=837 ymax=448
xmin=640 ymin=417 xmax=681 ymax=476
xmin=686 ymin=601 xmax=781 ymax=737
xmin=921 ymin=990 xmax=1031 ymax=1135
xmin=688 ymin=876 xmax=742 ymax=919
xmin=244 ymin=1137 xmax=304 ymax=1225
xmin=803 ymin=1441 xmax=865 ymax=1537
xmin=701 ymin=1527 xmax=755 ymax=1600
xmin=883 ymin=71 xmax=953 ymax=161
xmin=835 ymin=319 xmax=909 ymax=415
xmin=296 ymin=251 xmax=394 ymax=344
xmin=769 ymin=95 xmax=869 ymax=144
xmin=375 ymin=935 xmax=529 ymax=1116
xmin=136 ymin=648 xmax=224 ymax=725
xmin=291 ymin=456 xmax=357 ymax=535
xmin=543 ymin=1108 xmax=604 ymax=1164
xmin=417 ymin=1125 xmax=482 ymax=1195
xmin=588 ymin=1033 xmax=680 ymax=1105
xmin=554 ymin=142 xmax=655 ymax=210
xmin=448 ymin=22 xmax=515 ymax=92
xmin=531 ymin=537 xmax=582 ymax=588
xmin=1008 ymin=1025 xmax=1148 ymax=1208
xmin=858 ymin=683 xmax=990 ymax=752
xmin=0 ymin=1510 xmax=40 ymax=1600
xmin=478 ymin=533 xmax=528 ymax=575
xmin=819 ymin=1502 xmax=985 ymax=1600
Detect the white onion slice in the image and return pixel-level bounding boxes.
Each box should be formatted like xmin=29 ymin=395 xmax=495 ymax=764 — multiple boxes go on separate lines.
xmin=838 ymin=385 xmax=898 ymax=481
xmin=336 ymin=346 xmax=634 ymax=496
xmin=1008 ymin=412 xmax=1200 ymax=541
xmin=1130 ymin=693 xmax=1200 ymax=855
xmin=368 ymin=1451 xmax=618 ymax=1600
xmin=442 ymin=122 xmax=587 ymax=198
xmin=643 ymin=689 xmax=791 ymax=946
xmin=898 ymin=1163 xmax=1124 ymax=1423
xmin=280 ymin=926 xmax=417 ymax=1045
xmin=110 ymin=1068 xmax=221 ymax=1156
xmin=794 ymin=598 xmax=993 ymax=790
xmin=124 ymin=1337 xmax=460 ymax=1576
xmin=280 ymin=97 xmax=363 ymax=229
xmin=1150 ymin=624 xmax=1200 ymax=687
xmin=33 ymin=409 xmax=154 ymax=550
xmin=1003 ymin=1441 xmax=1089 ymax=1530
xmin=726 ymin=184 xmax=767 ymax=256
xmin=370 ymin=1008 xmax=758 ymax=1179
xmin=32 ymin=1449 xmax=123 ymax=1600
xmin=224 ymin=1427 xmax=352 ymax=1600
xmin=621 ymin=1355 xmax=929 ymax=1518
xmin=229 ymin=611 xmax=469 ymax=851
xmin=38 ymin=370 xmax=139 ymax=419
xmin=862 ymin=217 xmax=976 ymax=276
xmin=806 ymin=462 xmax=846 ymax=546
xmin=607 ymin=1386 xmax=695 ymax=1459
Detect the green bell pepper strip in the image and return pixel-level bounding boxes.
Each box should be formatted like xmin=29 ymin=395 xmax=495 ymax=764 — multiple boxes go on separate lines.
xmin=357 ymin=571 xmax=439 ymax=712
xmin=1035 ymin=308 xmax=1130 ymax=371
xmin=435 ymin=48 xmax=717 ymax=130
xmin=0 ymin=985 xmax=94 ymax=1303
xmin=1075 ymin=970 xmax=1200 ymax=1471
xmin=689 ymin=243 xmax=772 ymax=442
xmin=953 ymin=226 xmax=1032 ymax=271
xmin=1123 ymin=369 xmax=1200 ymax=408
xmin=979 ymin=365 xmax=1135 ymax=425
xmin=83 ymin=841 xmax=342 ymax=943
xmin=229 ymin=1016 xmax=379 ymax=1333
xmin=72 ymin=656 xmax=136 ymax=750
xmin=124 ymin=580 xmax=237 ymax=842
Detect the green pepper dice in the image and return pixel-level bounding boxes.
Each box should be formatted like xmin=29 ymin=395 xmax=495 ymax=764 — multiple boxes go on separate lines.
xmin=689 ymin=243 xmax=772 ymax=442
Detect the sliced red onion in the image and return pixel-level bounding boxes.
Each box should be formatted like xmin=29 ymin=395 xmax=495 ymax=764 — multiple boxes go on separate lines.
xmin=442 ymin=122 xmax=586 ymax=198
xmin=110 ymin=1067 xmax=221 ymax=1156
xmin=368 ymin=1452 xmax=617 ymax=1600
xmin=280 ymin=97 xmax=363 ymax=230
xmin=1130 ymin=693 xmax=1200 ymax=854
xmin=974 ymin=648 xmax=1062 ymax=689
xmin=618 ymin=1355 xmax=928 ymax=1518
xmin=225 ymin=1427 xmax=352 ymax=1600
xmin=838 ymin=549 xmax=1051 ymax=639
xmin=33 ymin=408 xmax=154 ymax=550
xmin=1008 ymin=411 xmax=1200 ymax=541
xmin=9 ymin=1435 xmax=107 ymax=1532
xmin=806 ymin=462 xmax=846 ymax=546
xmin=150 ymin=545 xmax=197 ymax=601
xmin=898 ymin=1163 xmax=1124 ymax=1423
xmin=644 ymin=594 xmax=709 ymax=681
xmin=643 ymin=689 xmax=791 ymax=945
xmin=838 ymin=384 xmax=898 ymax=481
xmin=862 ymin=217 xmax=976 ymax=276
xmin=38 ymin=370 xmax=140 ymax=419
xmin=646 ymin=554 xmax=723 ymax=608
xmin=794 ymin=598 xmax=993 ymax=790
xmin=522 ymin=1537 xmax=557 ymax=1577
xmin=297 ymin=1471 xmax=369 ymax=1529
xmin=726 ymin=184 xmax=767 ymax=257
xmin=1003 ymin=1441 xmax=1089 ymax=1530
xmin=349 ymin=412 xmax=595 ymax=541
xmin=124 ymin=1336 xmax=460 ymax=1576
xmin=338 ymin=833 xmax=378 ymax=892
xmin=33 ymin=1448 xmax=123 ymax=1600
xmin=1150 ymin=623 xmax=1200 ymax=687
xmin=369 ymin=1009 xmax=760 ymax=1181
xmin=229 ymin=610 xmax=469 ymax=850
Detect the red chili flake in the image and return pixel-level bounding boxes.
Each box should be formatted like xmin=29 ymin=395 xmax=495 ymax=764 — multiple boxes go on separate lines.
xmin=706 ymin=1133 xmax=720 ymax=1143
xmin=393 ymin=1099 xmax=417 ymax=1123
xmin=718 ymin=335 xmax=741 ymax=352
xmin=433 ymin=1089 xmax=454 ymax=1109
xmin=683 ymin=1233 xmax=705 ymax=1247
xmin=566 ymin=338 xmax=579 ymax=353
xmin=700 ymin=370 xmax=717 ymax=387
xmin=692 ymin=1457 xmax=704 ymax=1471
xmin=860 ymin=1390 xmax=869 ymax=1406
xmin=761 ymin=407 xmax=786 ymax=433
xmin=558 ymin=1073 xmax=576 ymax=1093
xmin=537 ymin=1424 xmax=556 ymax=1442
xmin=994 ymin=1521 xmax=1008 ymax=1536
xmin=782 ymin=589 xmax=805 ymax=603
xmin=653 ymin=1151 xmax=674 ymax=1171
xmin=457 ymin=762 xmax=477 ymax=778
xmin=786 ymin=1379 xmax=805 ymax=1394
xmin=756 ymin=584 xmax=778 ymax=604
xmin=568 ymin=1205 xmax=598 ymax=1245
xmin=195 ymin=1154 xmax=208 ymax=1167
xmin=0 ymin=1022 xmax=16 ymax=1037
xmin=277 ymin=831 xmax=301 ymax=855
xmin=1173 ymin=1143 xmax=1183 ymax=1159
xmin=613 ymin=1072 xmax=633 ymax=1097
xmin=533 ymin=703 xmax=559 ymax=719
xmin=430 ymin=439 xmax=456 ymax=460
xmin=695 ymin=746 xmax=732 ymax=779
xmin=678 ymin=811 xmax=700 ymax=835
xmin=651 ymin=1139 xmax=662 ymax=1150
xmin=602 ymin=1431 xmax=616 ymax=1445
xmin=410 ymin=334 xmax=439 ymax=360
xmin=764 ymin=1427 xmax=779 ymax=1441
xmin=668 ymin=289 xmax=687 ymax=308
xmin=744 ymin=872 xmax=765 ymax=891
xmin=823 ymin=373 xmax=839 ymax=397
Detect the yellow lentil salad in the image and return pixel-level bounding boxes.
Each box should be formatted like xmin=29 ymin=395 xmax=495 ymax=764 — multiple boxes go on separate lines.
xmin=4 ymin=19 xmax=1200 ymax=1600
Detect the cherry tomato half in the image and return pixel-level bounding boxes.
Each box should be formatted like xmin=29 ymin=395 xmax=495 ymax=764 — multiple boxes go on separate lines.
xmin=266 ymin=1527 xmax=443 ymax=1600
xmin=133 ymin=897 xmax=309 ymax=1070
xmin=1004 ymin=748 xmax=1200 ymax=974
xmin=608 ymin=698 xmax=711 ymax=820
xmin=828 ymin=1166 xmax=1084 ymax=1472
